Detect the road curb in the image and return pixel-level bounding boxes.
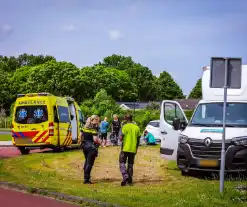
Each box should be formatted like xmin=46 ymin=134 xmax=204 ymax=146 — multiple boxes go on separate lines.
xmin=0 ymin=181 xmax=126 ymax=207
xmin=0 ymin=145 xmax=13 ymax=147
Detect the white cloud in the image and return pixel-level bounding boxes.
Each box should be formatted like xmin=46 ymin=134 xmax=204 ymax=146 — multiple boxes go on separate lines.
xmin=0 ymin=24 xmax=13 ymax=33
xmin=62 ymin=24 xmax=76 ymax=32
xmin=108 ymin=29 xmax=124 ymax=41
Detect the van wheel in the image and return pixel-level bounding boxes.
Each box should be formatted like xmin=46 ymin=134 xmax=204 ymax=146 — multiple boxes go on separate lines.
xmin=181 ymin=170 xmax=189 ymax=176
xmin=52 ymin=147 xmax=64 ymax=153
xmin=19 ymin=147 xmax=30 ymax=155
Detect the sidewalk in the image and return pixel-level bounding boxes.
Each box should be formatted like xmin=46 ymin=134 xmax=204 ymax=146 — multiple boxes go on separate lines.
xmin=0 ymin=141 xmax=12 ymax=147
xmin=0 ymin=187 xmax=79 ymax=207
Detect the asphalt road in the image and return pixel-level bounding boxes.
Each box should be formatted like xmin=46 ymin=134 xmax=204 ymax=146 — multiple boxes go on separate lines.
xmin=0 ymin=188 xmax=79 ymax=207
xmin=0 ymin=147 xmax=51 ymax=158
xmin=0 ymin=131 xmax=11 ymax=134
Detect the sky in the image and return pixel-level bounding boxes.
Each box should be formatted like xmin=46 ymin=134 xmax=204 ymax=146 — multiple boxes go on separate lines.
xmin=1 ymin=0 xmax=247 ymax=95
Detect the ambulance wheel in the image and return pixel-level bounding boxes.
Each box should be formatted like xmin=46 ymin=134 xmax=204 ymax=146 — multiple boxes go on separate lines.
xmin=181 ymin=170 xmax=189 ymax=176
xmin=52 ymin=146 xmax=64 ymax=153
xmin=19 ymin=147 xmax=30 ymax=155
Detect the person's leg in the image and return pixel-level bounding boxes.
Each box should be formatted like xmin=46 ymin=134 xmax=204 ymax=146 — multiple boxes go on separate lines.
xmin=103 ymin=133 xmax=107 ymax=147
xmin=83 ymin=149 xmax=88 ymax=173
xmin=127 ymin=152 xmax=136 ymax=184
xmin=84 ymin=149 xmax=97 ymax=184
xmin=119 ymin=151 xmax=128 ymax=186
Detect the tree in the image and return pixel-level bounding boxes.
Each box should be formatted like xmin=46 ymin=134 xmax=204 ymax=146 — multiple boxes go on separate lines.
xmin=96 ymin=54 xmax=134 ymax=70
xmin=80 ymin=65 xmax=137 ymax=101
xmin=96 ymin=54 xmax=156 ymax=101
xmin=0 ymin=53 xmax=56 ymax=73
xmin=0 ymin=68 xmax=10 ymax=109
xmin=154 ymin=71 xmax=184 ymax=100
xmin=80 ymin=89 xmax=121 ymax=118
xmin=188 ymin=78 xmax=202 ymax=99
xmin=26 ymin=61 xmax=83 ymax=101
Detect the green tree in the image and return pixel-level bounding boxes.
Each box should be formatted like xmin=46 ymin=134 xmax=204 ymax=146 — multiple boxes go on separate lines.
xmin=0 ymin=68 xmax=10 ymax=108
xmin=96 ymin=54 xmax=156 ymax=101
xmin=188 ymin=78 xmax=202 ymax=99
xmin=26 ymin=61 xmax=83 ymax=101
xmin=80 ymin=65 xmax=136 ymax=101
xmin=155 ymin=71 xmax=184 ymax=100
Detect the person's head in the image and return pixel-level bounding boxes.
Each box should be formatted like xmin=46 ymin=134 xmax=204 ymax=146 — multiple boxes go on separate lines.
xmin=85 ymin=115 xmax=99 ymax=129
xmin=104 ymin=117 xmax=108 ymax=121
xmin=124 ymin=113 xmax=132 ymax=122
xmin=144 ymin=130 xmax=148 ymax=135
xmin=113 ymin=114 xmax=118 ymax=120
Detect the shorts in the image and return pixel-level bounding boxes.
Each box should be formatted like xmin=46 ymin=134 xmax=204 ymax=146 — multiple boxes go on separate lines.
xmin=101 ymin=133 xmax=107 ymax=140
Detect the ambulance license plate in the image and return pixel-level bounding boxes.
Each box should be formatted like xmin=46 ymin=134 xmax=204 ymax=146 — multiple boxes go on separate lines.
xmin=198 ymin=159 xmax=218 ymax=167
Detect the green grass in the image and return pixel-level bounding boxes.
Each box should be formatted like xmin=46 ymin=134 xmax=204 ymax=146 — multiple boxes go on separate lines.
xmin=0 ymin=128 xmax=11 ymax=132
xmin=0 ymin=134 xmax=12 ymax=141
xmin=1 ymin=147 xmax=247 ymax=207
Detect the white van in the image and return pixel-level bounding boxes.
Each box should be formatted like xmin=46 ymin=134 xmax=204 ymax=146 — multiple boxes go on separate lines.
xmin=160 ymin=65 xmax=247 ymax=175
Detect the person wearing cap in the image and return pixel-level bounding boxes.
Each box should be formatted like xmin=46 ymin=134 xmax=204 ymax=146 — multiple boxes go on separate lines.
xmin=143 ymin=130 xmax=156 ymax=145
xmin=81 ymin=115 xmax=102 ymax=184
xmin=119 ymin=114 xmax=141 ymax=186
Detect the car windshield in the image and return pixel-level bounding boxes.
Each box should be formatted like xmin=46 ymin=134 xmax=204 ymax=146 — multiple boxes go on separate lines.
xmin=15 ymin=106 xmax=48 ymax=124
xmin=149 ymin=121 xmax=160 ymax=127
xmin=190 ymin=102 xmax=247 ymax=127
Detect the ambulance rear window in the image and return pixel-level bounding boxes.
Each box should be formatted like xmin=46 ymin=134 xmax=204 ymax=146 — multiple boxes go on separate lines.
xmin=15 ymin=106 xmax=48 ymax=124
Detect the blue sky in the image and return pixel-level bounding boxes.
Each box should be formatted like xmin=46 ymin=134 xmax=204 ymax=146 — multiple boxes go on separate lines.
xmin=1 ymin=0 xmax=247 ymax=95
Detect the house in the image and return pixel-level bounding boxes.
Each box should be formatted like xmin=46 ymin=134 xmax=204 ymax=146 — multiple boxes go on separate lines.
xmin=117 ymin=99 xmax=200 ymax=111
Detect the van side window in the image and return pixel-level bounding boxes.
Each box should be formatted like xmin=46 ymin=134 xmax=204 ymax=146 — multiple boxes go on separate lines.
xmin=78 ymin=110 xmax=84 ymax=123
xmin=57 ymin=106 xmax=70 ymax=123
xmin=164 ymin=103 xmax=185 ymax=125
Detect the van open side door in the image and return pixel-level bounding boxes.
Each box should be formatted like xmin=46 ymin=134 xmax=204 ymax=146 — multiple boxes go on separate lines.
xmin=160 ymin=100 xmax=188 ymax=160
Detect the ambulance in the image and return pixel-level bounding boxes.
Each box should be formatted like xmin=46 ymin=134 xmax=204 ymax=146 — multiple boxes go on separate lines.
xmin=12 ymin=92 xmax=84 ymax=155
xmin=160 ymin=65 xmax=247 ymax=175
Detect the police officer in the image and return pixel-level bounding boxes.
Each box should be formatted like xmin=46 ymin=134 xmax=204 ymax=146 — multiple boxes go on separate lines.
xmin=81 ymin=115 xmax=102 ymax=184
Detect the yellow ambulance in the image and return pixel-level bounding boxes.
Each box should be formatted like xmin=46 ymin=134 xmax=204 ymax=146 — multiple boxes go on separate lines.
xmin=12 ymin=92 xmax=84 ymax=155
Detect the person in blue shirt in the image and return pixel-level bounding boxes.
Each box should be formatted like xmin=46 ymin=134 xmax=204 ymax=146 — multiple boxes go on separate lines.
xmin=144 ymin=130 xmax=156 ymax=145
xmin=100 ymin=117 xmax=109 ymax=147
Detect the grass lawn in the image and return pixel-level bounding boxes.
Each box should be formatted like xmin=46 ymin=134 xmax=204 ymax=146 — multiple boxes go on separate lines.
xmin=0 ymin=134 xmax=12 ymax=141
xmin=1 ymin=146 xmax=247 ymax=207
xmin=0 ymin=128 xmax=11 ymax=132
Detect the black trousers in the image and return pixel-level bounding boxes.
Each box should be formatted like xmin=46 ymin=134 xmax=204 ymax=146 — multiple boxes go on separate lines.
xmin=119 ymin=151 xmax=136 ymax=180
xmin=82 ymin=147 xmax=98 ymax=181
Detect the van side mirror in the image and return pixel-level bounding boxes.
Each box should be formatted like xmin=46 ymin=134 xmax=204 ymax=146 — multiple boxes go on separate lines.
xmin=172 ymin=117 xmax=180 ymax=131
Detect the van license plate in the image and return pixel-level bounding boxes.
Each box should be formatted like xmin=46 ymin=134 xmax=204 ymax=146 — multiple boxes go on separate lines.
xmin=198 ymin=160 xmax=218 ymax=167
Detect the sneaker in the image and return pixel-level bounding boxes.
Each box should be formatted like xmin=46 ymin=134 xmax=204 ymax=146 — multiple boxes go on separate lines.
xmin=84 ymin=180 xmax=93 ymax=184
xmin=128 ymin=177 xmax=133 ymax=185
xmin=121 ymin=178 xmax=128 ymax=186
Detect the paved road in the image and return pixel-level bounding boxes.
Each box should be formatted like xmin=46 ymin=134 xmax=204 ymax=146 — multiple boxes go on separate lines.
xmin=0 ymin=147 xmax=51 ymax=158
xmin=0 ymin=131 xmax=11 ymax=134
xmin=0 ymin=188 xmax=79 ymax=207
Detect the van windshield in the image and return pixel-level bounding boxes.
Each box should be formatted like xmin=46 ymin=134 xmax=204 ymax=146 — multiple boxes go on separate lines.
xmin=190 ymin=102 xmax=247 ymax=127
xmin=15 ymin=106 xmax=48 ymax=124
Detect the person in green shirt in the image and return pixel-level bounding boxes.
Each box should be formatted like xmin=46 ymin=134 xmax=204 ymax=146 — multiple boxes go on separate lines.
xmin=119 ymin=113 xmax=141 ymax=186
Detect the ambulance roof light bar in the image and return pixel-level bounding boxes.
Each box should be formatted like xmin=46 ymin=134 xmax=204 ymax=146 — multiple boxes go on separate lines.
xmin=17 ymin=92 xmax=52 ymax=98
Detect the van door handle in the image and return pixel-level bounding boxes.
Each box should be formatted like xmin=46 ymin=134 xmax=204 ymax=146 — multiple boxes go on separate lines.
xmin=161 ymin=131 xmax=167 ymax=135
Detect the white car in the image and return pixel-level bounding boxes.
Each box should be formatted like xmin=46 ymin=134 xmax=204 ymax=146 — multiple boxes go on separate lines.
xmin=143 ymin=120 xmax=161 ymax=143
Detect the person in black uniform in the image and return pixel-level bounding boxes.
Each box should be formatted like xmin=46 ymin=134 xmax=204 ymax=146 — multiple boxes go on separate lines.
xmin=81 ymin=115 xmax=102 ymax=184
xmin=111 ymin=114 xmax=121 ymax=145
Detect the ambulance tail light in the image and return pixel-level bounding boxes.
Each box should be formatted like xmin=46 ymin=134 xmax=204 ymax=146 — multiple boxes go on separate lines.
xmin=49 ymin=122 xmax=54 ymax=136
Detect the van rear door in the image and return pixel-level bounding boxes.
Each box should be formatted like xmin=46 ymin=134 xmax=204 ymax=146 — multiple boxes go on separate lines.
xmin=56 ymin=103 xmax=72 ymax=146
xmin=13 ymin=105 xmax=49 ymax=145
